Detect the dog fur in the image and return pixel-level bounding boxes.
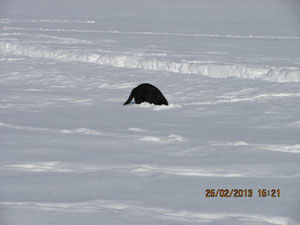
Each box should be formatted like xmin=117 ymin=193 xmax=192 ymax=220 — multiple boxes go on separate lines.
xmin=123 ymin=83 xmax=168 ymax=106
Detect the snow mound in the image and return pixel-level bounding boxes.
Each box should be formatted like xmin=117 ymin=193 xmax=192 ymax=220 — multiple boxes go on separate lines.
xmin=139 ymin=134 xmax=184 ymax=143
xmin=137 ymin=102 xmax=182 ymax=111
xmin=1 ymin=41 xmax=300 ymax=83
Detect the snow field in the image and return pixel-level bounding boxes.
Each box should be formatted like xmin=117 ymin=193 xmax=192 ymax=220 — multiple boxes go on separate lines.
xmin=1 ymin=0 xmax=300 ymax=224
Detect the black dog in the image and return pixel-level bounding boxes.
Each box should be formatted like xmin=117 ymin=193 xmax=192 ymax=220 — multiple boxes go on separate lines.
xmin=123 ymin=83 xmax=168 ymax=106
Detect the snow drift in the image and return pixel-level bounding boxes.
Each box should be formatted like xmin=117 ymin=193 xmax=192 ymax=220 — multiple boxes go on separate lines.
xmin=1 ymin=41 xmax=299 ymax=83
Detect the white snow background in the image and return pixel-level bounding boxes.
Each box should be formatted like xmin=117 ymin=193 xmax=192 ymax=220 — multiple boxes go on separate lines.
xmin=0 ymin=0 xmax=300 ymax=224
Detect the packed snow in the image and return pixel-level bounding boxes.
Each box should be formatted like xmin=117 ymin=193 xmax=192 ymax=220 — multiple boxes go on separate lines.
xmin=1 ymin=0 xmax=300 ymax=225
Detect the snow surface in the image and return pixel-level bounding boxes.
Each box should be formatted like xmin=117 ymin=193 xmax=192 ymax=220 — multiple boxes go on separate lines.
xmin=1 ymin=0 xmax=300 ymax=224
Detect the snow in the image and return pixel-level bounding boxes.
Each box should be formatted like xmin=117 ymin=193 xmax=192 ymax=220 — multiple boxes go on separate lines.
xmin=1 ymin=40 xmax=300 ymax=83
xmin=1 ymin=0 xmax=300 ymax=225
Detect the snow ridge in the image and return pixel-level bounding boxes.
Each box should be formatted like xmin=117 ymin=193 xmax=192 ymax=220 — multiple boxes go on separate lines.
xmin=1 ymin=19 xmax=96 ymax=24
xmin=0 ymin=200 xmax=295 ymax=225
xmin=1 ymin=41 xmax=300 ymax=83
xmin=3 ymin=26 xmax=300 ymax=40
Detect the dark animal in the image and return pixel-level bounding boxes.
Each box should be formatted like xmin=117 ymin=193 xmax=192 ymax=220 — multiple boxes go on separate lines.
xmin=123 ymin=83 xmax=168 ymax=106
